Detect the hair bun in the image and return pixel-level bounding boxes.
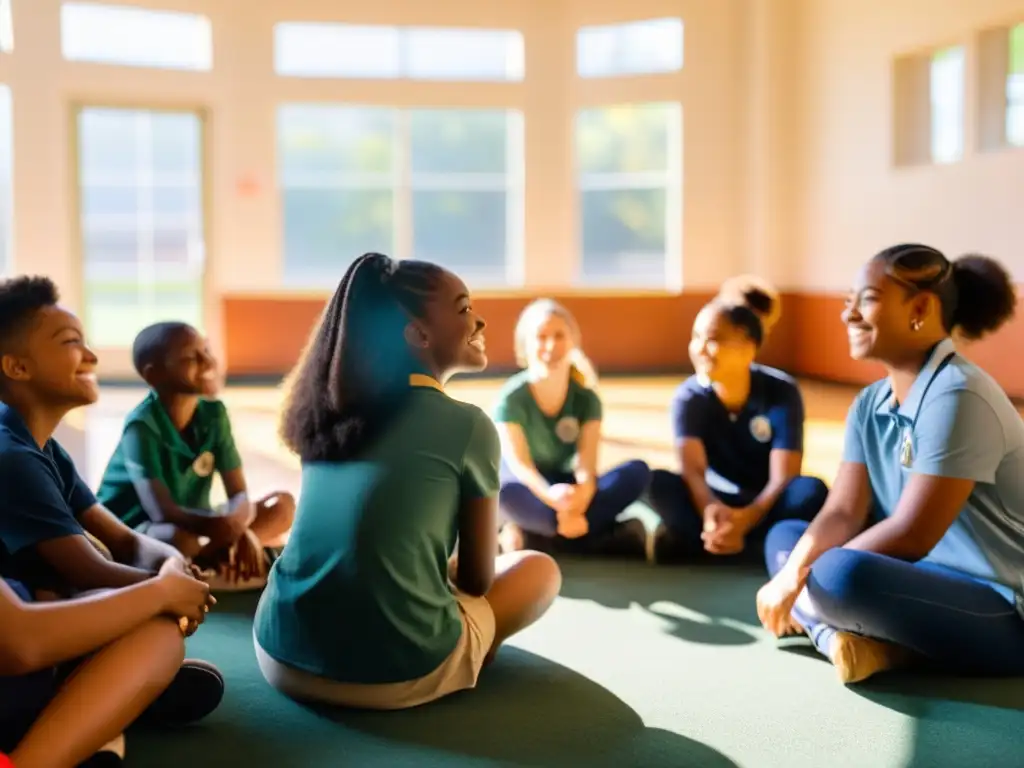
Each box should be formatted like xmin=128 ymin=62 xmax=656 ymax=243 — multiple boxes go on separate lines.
xmin=718 ymin=274 xmax=781 ymax=335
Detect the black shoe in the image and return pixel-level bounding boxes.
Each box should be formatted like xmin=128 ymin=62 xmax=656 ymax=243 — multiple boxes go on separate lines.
xmin=593 ymin=518 xmax=649 ymax=560
xmin=652 ymin=523 xmax=690 ymax=564
xmin=137 ymin=658 xmax=224 ymax=727
xmin=78 ymin=753 xmax=123 ymax=767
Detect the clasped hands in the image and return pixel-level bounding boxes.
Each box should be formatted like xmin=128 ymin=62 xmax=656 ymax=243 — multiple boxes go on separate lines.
xmin=701 ymin=502 xmax=756 ymax=555
xmin=547 ymin=482 xmax=595 ymax=539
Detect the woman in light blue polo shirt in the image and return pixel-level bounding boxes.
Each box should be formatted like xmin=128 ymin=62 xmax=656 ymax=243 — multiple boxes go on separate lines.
xmin=756 ymin=244 xmax=1024 ymax=684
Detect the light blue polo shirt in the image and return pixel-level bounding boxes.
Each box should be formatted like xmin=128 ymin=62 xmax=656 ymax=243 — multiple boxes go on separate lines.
xmin=843 ymin=338 xmax=1024 ymax=603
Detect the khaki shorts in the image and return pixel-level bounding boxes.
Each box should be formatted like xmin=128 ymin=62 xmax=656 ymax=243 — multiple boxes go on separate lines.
xmin=254 ymin=591 xmax=496 ymax=710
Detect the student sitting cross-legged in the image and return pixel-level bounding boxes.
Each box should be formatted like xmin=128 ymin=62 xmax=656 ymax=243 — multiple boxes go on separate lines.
xmin=96 ymin=322 xmax=295 ymax=592
xmin=0 ymin=276 xmax=224 ymax=729
xmin=757 ymin=246 xmax=1024 ymax=684
xmin=494 ymin=299 xmax=651 ymax=558
xmin=647 ymin=285 xmax=828 ymax=563
xmin=254 ymin=254 xmax=561 ymax=711
xmin=0 ymin=562 xmax=214 ymax=768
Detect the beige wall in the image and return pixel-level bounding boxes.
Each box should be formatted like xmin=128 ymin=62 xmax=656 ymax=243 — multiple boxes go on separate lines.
xmin=793 ymin=0 xmax=1024 ymax=292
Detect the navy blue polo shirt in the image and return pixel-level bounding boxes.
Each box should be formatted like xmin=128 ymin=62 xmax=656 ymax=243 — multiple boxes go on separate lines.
xmin=670 ymin=364 xmax=805 ymax=495
xmin=0 ymin=403 xmax=97 ymax=590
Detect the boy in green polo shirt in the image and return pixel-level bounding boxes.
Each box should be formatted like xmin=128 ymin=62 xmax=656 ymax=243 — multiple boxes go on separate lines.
xmin=97 ymin=322 xmax=295 ymax=591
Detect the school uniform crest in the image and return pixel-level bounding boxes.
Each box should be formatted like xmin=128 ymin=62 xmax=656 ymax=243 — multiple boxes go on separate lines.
xmin=192 ymin=451 xmax=215 ymax=478
xmin=749 ymin=415 xmax=772 ymax=443
xmin=555 ymin=416 xmax=581 ymax=444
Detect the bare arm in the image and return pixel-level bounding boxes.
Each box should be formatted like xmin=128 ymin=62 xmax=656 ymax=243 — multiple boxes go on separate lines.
xmin=573 ymin=421 xmax=601 ymax=490
xmin=677 ymin=438 xmax=718 ymax=515
xmin=742 ymin=449 xmax=802 ymax=528
xmin=454 ymin=496 xmax=497 ymax=597
xmin=776 ymin=461 xmax=873 ymax=582
xmin=35 ymin=534 xmax=154 ymax=591
xmin=0 ymin=577 xmax=178 ymax=675
xmin=79 ymin=504 xmax=183 ymax=573
xmin=844 ymin=474 xmax=973 ymax=559
xmin=496 ymin=422 xmax=552 ymax=502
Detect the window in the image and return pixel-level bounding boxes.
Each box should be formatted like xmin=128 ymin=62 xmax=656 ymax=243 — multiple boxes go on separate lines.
xmin=279 ymin=105 xmax=523 ymax=288
xmin=274 ymin=24 xmax=524 ymax=81
xmin=0 ymin=86 xmax=11 ymax=276
xmin=929 ymin=46 xmax=965 ymax=163
xmin=61 ymin=3 xmax=213 ymax=71
xmin=577 ymin=18 xmax=683 ymax=78
xmin=1009 ymin=24 xmax=1024 ymax=146
xmin=575 ymin=102 xmax=681 ymax=287
xmin=0 ymin=0 xmax=12 ymax=53
xmin=76 ymin=108 xmax=206 ymax=347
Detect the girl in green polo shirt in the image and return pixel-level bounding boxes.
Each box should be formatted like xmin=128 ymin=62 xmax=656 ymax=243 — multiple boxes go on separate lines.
xmin=253 ymin=254 xmax=561 ymax=711
xmin=493 ymin=299 xmax=651 ymax=557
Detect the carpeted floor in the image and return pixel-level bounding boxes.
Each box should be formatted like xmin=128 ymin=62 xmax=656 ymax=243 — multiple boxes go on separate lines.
xmin=66 ymin=380 xmax=1024 ymax=767
xmin=127 ymin=556 xmax=1024 ymax=767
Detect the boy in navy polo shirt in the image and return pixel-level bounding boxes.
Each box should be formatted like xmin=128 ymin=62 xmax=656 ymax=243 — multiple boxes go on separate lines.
xmin=647 ymin=291 xmax=828 ymax=562
xmin=0 ymin=276 xmax=225 ymax=751
xmin=96 ymin=322 xmax=294 ymax=591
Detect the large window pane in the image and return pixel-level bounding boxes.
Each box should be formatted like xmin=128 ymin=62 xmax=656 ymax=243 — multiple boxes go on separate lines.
xmin=61 ymin=3 xmax=212 ymax=71
xmin=930 ymin=46 xmax=965 ymax=164
xmin=0 ymin=86 xmax=10 ymax=276
xmin=282 ymin=188 xmax=394 ymax=286
xmin=412 ymin=190 xmax=507 ymax=282
xmin=77 ymin=108 xmax=205 ymax=348
xmin=409 ymin=110 xmax=510 ymax=175
xmin=576 ymin=103 xmax=680 ymax=287
xmin=274 ymin=23 xmax=523 ymax=81
xmin=279 ymin=106 xmax=522 ymax=288
xmin=1008 ymin=24 xmax=1024 ymax=147
xmin=577 ymin=18 xmax=683 ymax=78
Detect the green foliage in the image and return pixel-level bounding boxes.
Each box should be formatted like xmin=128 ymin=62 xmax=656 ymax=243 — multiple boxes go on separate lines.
xmin=1010 ymin=24 xmax=1024 ymax=75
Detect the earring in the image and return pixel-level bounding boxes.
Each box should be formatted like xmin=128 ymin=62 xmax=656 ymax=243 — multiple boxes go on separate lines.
xmin=910 ymin=318 xmax=922 ymax=332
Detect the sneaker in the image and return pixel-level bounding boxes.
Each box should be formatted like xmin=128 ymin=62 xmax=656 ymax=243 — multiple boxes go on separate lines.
xmin=652 ymin=523 xmax=687 ymax=564
xmin=77 ymin=734 xmax=125 ymax=766
xmin=138 ymin=658 xmax=225 ymax=727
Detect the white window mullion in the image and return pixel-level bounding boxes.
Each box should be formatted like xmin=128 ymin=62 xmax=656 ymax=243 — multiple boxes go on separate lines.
xmin=505 ymin=110 xmax=524 ymax=284
xmin=393 ymin=109 xmax=412 ymax=260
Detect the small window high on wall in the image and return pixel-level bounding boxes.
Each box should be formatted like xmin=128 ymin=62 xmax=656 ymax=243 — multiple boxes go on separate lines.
xmin=930 ymin=47 xmax=965 ymax=164
xmin=1008 ymin=24 xmax=1024 ymax=146
xmin=60 ymin=3 xmax=213 ymax=70
xmin=576 ymin=18 xmax=683 ymax=78
xmin=274 ymin=24 xmax=524 ymax=81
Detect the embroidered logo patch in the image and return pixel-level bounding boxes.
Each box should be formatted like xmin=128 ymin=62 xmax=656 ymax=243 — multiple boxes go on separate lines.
xmin=749 ymin=415 xmax=772 ymax=443
xmin=192 ymin=450 xmax=215 ymax=478
xmin=555 ymin=416 xmax=581 ymax=444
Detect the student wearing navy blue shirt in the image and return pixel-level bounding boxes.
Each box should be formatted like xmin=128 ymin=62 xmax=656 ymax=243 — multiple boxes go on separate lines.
xmin=647 ymin=287 xmax=828 ymax=563
xmin=0 ymin=276 xmax=224 ymax=762
xmin=757 ymin=246 xmax=1024 ymax=685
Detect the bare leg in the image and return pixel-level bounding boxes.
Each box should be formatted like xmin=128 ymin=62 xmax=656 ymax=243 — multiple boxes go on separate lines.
xmin=483 ymin=551 xmax=561 ymax=664
xmin=11 ymin=618 xmax=184 ymax=768
xmin=249 ymin=492 xmax=296 ymax=548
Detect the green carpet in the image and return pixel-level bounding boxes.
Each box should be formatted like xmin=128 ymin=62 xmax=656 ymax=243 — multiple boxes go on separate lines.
xmin=128 ymin=560 xmax=1024 ymax=767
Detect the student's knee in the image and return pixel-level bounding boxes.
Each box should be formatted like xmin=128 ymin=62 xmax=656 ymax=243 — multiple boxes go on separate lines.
xmin=763 ymin=519 xmax=810 ymax=575
xmin=617 ymin=459 xmax=651 ymax=496
xmin=805 ymin=548 xmax=883 ymax=626
xmin=780 ymin=476 xmax=829 ymax=518
xmin=137 ymin=618 xmax=188 ymax=683
xmin=512 ymin=550 xmax=562 ymax=606
xmin=260 ymin=491 xmax=296 ymax=527
xmin=647 ymin=468 xmax=685 ymax=509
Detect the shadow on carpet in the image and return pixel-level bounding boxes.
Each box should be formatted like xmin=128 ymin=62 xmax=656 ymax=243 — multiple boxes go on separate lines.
xmin=129 ymin=594 xmax=737 ymax=768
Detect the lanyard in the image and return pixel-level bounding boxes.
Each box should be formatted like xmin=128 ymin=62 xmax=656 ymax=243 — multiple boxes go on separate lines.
xmin=897 ymin=352 xmax=957 ymax=468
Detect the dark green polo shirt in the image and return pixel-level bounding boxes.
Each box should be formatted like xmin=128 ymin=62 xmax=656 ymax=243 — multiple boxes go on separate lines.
xmin=254 ymin=378 xmax=501 ymax=685
xmin=96 ymin=392 xmax=243 ymax=526
xmin=492 ymin=371 xmax=602 ymax=475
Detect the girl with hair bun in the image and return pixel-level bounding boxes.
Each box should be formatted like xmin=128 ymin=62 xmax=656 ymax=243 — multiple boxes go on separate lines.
xmin=492 ymin=299 xmax=651 ymax=558
xmin=757 ymin=245 xmax=1024 ymax=685
xmin=647 ymin=279 xmax=828 ymax=564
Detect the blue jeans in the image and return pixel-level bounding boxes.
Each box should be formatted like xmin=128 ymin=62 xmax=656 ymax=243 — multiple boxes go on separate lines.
xmin=647 ymin=470 xmax=828 ymax=559
xmin=499 ymin=459 xmax=651 ymax=541
xmin=765 ymin=519 xmax=1024 ymax=675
